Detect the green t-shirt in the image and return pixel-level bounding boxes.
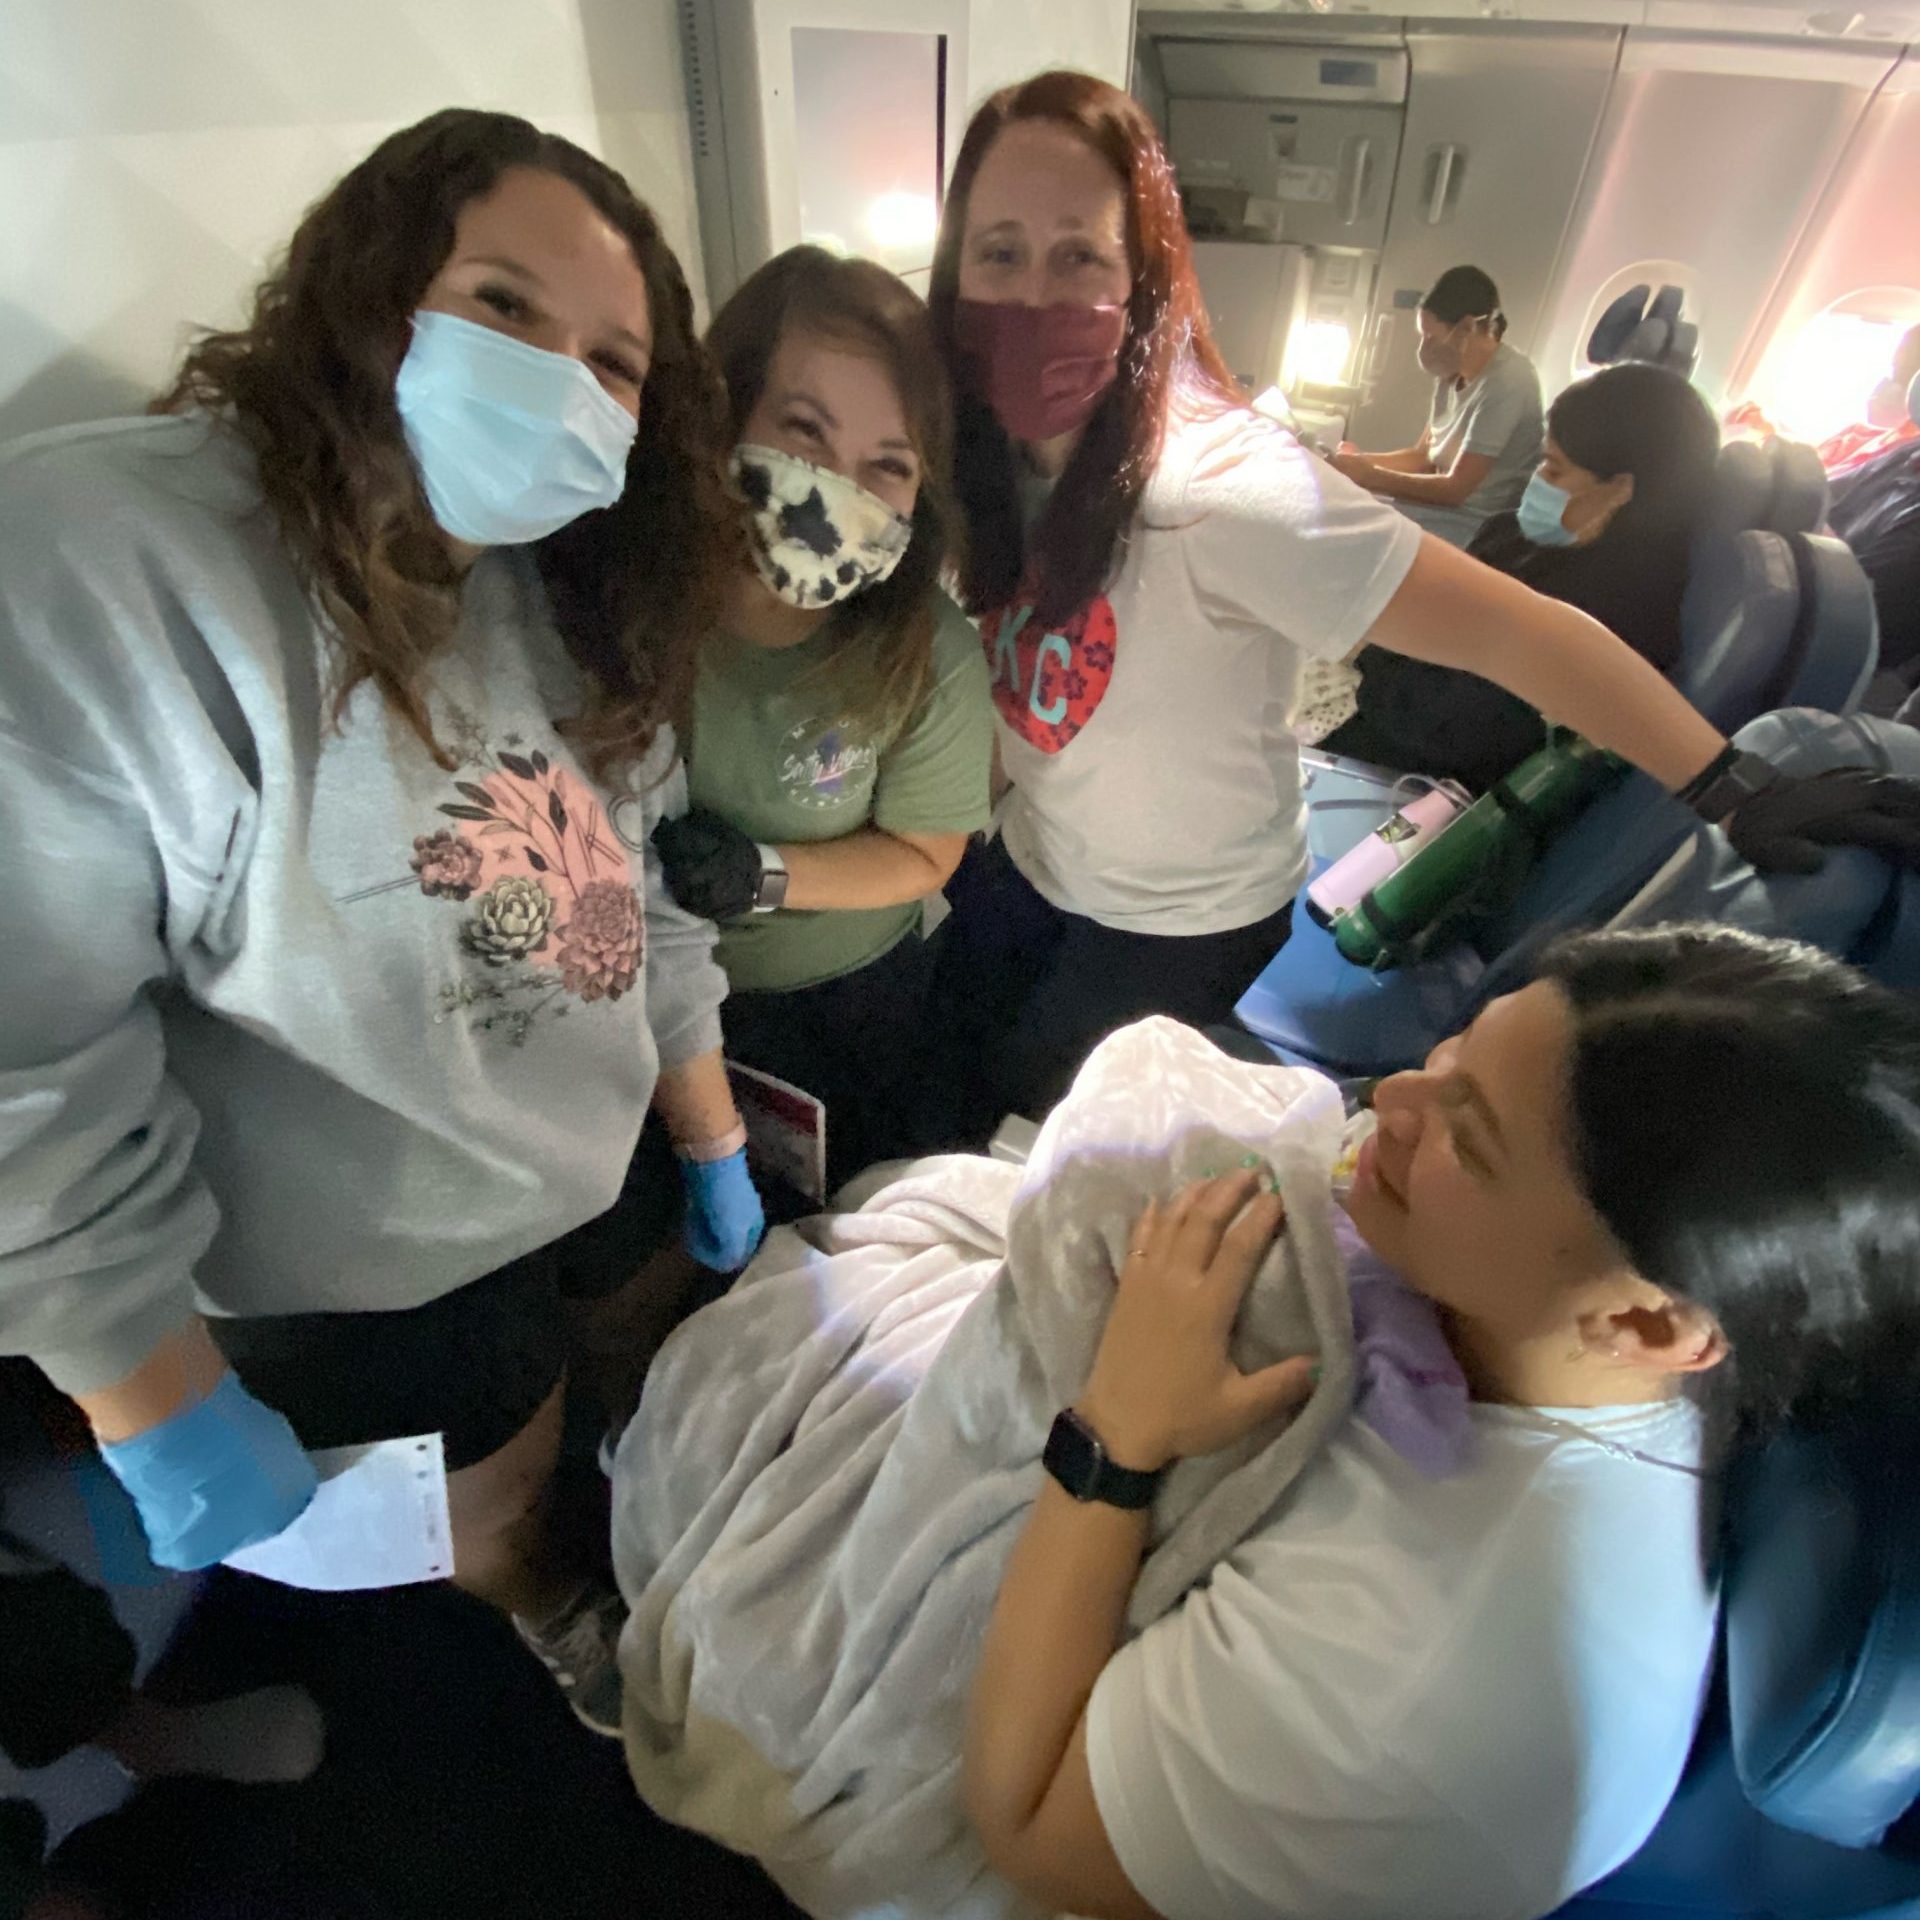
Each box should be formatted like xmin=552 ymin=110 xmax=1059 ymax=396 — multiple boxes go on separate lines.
xmin=688 ymin=591 xmax=993 ymax=992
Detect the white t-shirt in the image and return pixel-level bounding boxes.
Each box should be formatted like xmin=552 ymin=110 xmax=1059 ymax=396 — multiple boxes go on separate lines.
xmin=1088 ymin=1399 xmax=1719 ymax=1920
xmin=991 ymin=402 xmax=1422 ymax=936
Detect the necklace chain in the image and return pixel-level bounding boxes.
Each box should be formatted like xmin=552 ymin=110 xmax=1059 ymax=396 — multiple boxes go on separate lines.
xmin=1502 ymin=1407 xmax=1714 ymax=1479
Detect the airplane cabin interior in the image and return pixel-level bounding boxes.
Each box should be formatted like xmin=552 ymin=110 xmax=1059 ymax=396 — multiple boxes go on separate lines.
xmin=2 ymin=4 xmax=1917 ymax=1918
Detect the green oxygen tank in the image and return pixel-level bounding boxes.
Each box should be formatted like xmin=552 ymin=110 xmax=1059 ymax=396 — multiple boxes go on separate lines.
xmin=1330 ymin=732 xmax=1622 ymax=970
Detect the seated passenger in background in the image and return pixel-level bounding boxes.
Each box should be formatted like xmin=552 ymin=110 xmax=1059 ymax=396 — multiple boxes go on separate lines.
xmin=1822 ymin=323 xmax=1920 ymax=477
xmin=1830 ymin=412 xmax=1920 ymax=683
xmin=1331 ymin=265 xmax=1545 ymax=548
xmin=652 ymin=248 xmax=992 ymax=1200
xmin=1733 ymin=325 xmax=1920 ymax=480
xmin=1324 ymin=364 xmax=1720 ymax=790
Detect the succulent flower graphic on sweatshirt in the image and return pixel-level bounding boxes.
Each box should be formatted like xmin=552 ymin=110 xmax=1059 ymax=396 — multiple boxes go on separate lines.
xmin=347 ymin=714 xmax=645 ymax=1046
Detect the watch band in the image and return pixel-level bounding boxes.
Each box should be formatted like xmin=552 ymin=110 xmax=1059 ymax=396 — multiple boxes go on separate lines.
xmin=752 ymin=845 xmax=789 ymax=914
xmin=1679 ymin=749 xmax=1777 ymax=824
xmin=1043 ymin=1408 xmax=1162 ymax=1511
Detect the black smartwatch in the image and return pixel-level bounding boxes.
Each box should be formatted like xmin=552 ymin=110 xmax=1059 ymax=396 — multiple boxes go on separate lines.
xmin=1043 ymin=1408 xmax=1163 ymax=1511
xmin=1677 ymin=745 xmax=1777 ymax=823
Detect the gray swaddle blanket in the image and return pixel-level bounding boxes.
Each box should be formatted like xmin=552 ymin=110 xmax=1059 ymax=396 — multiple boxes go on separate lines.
xmin=610 ymin=1018 xmax=1357 ymax=1919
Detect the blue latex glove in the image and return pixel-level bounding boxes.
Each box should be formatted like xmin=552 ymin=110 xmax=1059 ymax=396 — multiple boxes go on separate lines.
xmin=678 ymin=1148 xmax=767 ymax=1273
xmin=97 ymin=1371 xmax=318 ymax=1572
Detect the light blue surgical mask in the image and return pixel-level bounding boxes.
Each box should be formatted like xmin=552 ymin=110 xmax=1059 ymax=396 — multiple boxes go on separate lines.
xmin=394 ymin=309 xmax=638 ymax=546
xmin=1517 ymin=471 xmax=1578 ymax=548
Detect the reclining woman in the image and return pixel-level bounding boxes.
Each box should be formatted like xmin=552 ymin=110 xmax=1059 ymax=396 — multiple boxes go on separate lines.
xmin=1324 ymin=362 xmax=1724 ymax=790
xmin=611 ymin=922 xmax=1920 ymax=1920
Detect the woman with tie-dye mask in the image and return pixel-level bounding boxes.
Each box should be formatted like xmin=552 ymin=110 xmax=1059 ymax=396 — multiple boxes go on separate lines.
xmin=652 ymin=248 xmax=993 ymax=1202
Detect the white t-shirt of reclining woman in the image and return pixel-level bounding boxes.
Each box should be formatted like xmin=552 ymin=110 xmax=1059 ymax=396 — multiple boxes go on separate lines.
xmin=1087 ymin=1394 xmax=1716 ymax=1920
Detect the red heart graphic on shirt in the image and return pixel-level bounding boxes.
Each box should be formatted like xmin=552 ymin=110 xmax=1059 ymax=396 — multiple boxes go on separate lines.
xmin=980 ymin=594 xmax=1118 ymax=754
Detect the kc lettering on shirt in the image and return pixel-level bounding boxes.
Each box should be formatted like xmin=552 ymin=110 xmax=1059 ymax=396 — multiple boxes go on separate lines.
xmin=985 ymin=594 xmax=1118 ymax=753
xmin=988 ymin=398 xmax=1423 ymax=937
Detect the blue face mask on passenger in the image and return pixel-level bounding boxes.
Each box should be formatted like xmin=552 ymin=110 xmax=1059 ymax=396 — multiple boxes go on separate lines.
xmin=1517 ymin=472 xmax=1579 ymax=548
xmin=394 ymin=309 xmax=638 ymax=546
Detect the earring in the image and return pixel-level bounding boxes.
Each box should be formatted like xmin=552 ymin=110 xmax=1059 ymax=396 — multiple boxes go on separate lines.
xmin=1567 ymin=1335 xmax=1625 ymax=1363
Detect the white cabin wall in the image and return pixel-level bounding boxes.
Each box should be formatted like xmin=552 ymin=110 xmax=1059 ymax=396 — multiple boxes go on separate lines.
xmin=0 ymin=0 xmax=703 ymax=440
xmin=1528 ymin=35 xmax=1894 ymax=408
xmin=965 ymin=0 xmax=1134 ymax=104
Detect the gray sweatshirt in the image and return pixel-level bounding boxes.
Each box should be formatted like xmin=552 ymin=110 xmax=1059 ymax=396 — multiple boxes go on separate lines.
xmin=0 ymin=414 xmax=726 ymax=1395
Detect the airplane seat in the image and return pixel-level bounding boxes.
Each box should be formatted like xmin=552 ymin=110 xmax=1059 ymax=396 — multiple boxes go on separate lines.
xmin=1697 ymin=440 xmax=1775 ymax=541
xmin=1239 ymin=534 xmax=1809 ymax=1076
xmin=1452 ymin=707 xmax=1920 ymax=1019
xmin=1291 ymin=444 xmax=1792 ymax=879
xmin=1767 ymin=438 xmax=1832 ymax=536
xmin=1588 ymin=284 xmax=1654 ymax=365
xmin=1553 ymin=1407 xmax=1920 ymax=1919
xmin=1672 ymin=531 xmax=1804 ymax=729
xmin=1577 ymin=710 xmax=1920 ymax=989
xmin=1774 ymin=533 xmax=1880 ymax=718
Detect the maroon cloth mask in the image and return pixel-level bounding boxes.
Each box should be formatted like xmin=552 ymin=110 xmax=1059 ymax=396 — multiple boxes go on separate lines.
xmin=953 ymin=299 xmax=1128 ymax=442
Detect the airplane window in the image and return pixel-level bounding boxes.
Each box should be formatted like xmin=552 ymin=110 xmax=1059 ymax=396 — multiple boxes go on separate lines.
xmin=1572 ymin=259 xmax=1697 ymax=381
xmin=1750 ymin=288 xmax=1920 ymax=443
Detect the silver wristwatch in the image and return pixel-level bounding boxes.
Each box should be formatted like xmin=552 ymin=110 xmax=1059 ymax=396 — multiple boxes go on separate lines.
xmin=752 ymin=844 xmax=790 ymax=913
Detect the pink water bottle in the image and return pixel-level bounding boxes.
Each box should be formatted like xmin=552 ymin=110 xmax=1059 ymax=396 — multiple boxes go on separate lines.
xmin=1306 ymin=783 xmax=1471 ymax=929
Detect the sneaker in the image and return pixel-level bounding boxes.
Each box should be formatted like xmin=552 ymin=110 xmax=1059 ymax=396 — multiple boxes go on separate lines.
xmin=513 ymin=1581 xmax=627 ymax=1738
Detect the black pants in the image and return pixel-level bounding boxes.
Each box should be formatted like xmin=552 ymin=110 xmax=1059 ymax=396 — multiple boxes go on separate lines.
xmin=1319 ymin=649 xmax=1547 ymax=794
xmin=907 ymin=836 xmax=1295 ymax=1150
xmin=721 ymin=931 xmax=934 ymax=1201
xmin=0 ymin=1536 xmax=137 ymax=1773
xmin=215 ymin=1122 xmax=681 ymax=1470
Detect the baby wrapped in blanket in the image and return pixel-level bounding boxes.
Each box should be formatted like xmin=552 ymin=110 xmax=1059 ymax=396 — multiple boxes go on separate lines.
xmin=610 ymin=1018 xmax=1466 ymax=1920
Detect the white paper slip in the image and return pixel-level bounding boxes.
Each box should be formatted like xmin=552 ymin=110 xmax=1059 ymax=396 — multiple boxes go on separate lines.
xmin=225 ymin=1432 xmax=453 ymax=1591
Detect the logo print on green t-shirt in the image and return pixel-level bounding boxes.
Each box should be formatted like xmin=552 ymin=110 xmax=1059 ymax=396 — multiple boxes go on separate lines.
xmin=779 ymin=720 xmax=879 ymax=811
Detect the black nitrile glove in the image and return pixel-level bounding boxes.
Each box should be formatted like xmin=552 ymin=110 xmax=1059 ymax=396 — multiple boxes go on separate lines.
xmin=652 ymin=808 xmax=764 ymax=922
xmin=1684 ymin=748 xmax=1920 ymax=876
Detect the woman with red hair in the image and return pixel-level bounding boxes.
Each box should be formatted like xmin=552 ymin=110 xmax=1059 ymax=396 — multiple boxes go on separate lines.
xmin=913 ymin=69 xmax=1916 ymax=1147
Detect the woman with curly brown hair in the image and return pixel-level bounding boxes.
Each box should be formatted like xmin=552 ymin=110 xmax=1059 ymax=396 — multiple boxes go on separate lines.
xmin=0 ymin=108 xmax=762 ymax=1734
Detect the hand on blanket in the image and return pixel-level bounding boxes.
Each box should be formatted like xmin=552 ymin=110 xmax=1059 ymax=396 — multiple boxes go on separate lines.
xmin=1077 ymin=1169 xmax=1319 ymax=1475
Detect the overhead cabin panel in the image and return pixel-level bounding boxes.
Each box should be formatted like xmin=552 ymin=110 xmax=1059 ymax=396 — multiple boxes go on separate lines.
xmin=1151 ymin=17 xmax=1410 ymax=406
